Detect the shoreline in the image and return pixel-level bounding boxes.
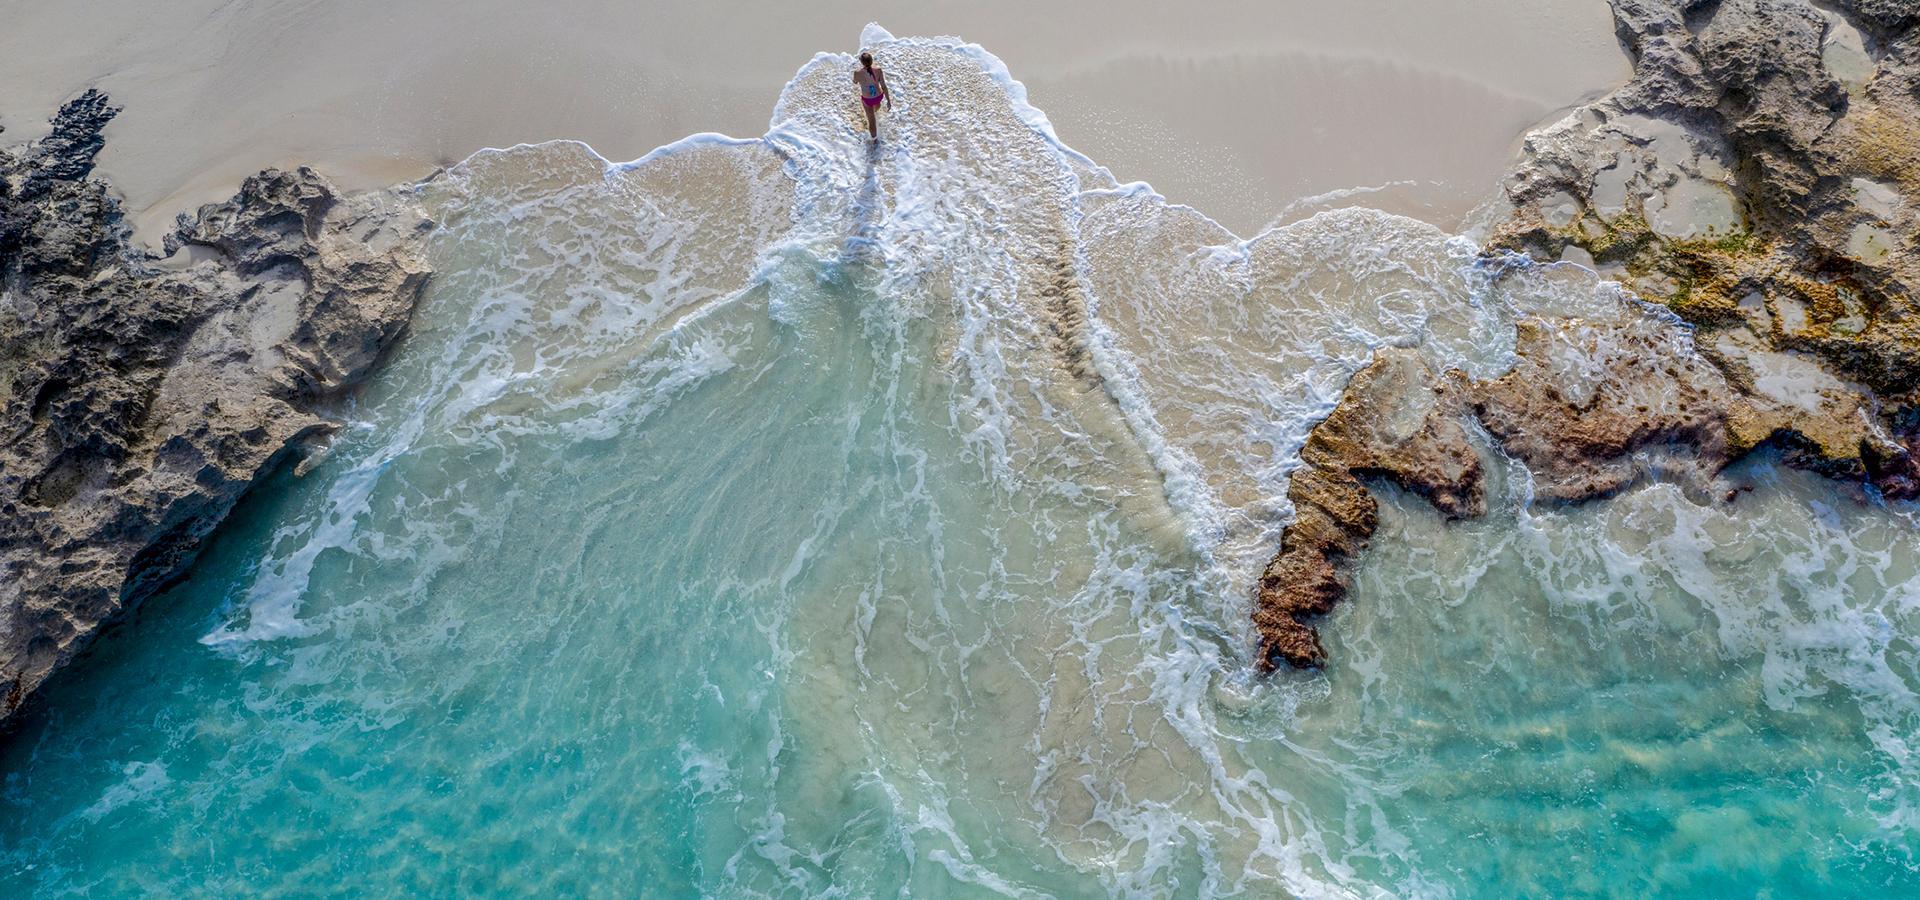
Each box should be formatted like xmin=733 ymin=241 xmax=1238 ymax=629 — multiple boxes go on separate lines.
xmin=4 ymin=6 xmax=1920 ymax=892
xmin=0 ymin=1 xmax=1627 ymax=243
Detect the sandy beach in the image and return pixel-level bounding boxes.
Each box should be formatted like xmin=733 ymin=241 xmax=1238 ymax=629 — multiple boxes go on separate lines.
xmin=9 ymin=2 xmax=1920 ymax=894
xmin=0 ymin=0 xmax=1626 ymax=240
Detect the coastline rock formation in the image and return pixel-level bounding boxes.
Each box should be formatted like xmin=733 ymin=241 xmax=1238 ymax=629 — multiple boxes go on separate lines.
xmin=0 ymin=92 xmax=432 ymax=722
xmin=1490 ymin=0 xmax=1920 ymax=493
xmin=1255 ymin=350 xmax=1484 ymax=668
xmin=1257 ymin=0 xmax=1920 ymax=671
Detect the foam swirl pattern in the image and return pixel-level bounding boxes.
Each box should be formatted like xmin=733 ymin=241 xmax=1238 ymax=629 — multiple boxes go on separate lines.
xmin=2 ymin=28 xmax=1916 ymax=898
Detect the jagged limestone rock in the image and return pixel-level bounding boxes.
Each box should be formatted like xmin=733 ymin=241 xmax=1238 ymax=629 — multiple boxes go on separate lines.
xmin=0 ymin=92 xmax=433 ymax=722
xmin=1254 ymin=349 xmax=1484 ymax=670
xmin=1490 ymin=0 xmax=1920 ymax=489
xmin=1256 ymin=0 xmax=1920 ymax=672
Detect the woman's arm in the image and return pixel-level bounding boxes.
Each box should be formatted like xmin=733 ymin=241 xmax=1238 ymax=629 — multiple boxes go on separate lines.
xmin=878 ymin=69 xmax=894 ymax=107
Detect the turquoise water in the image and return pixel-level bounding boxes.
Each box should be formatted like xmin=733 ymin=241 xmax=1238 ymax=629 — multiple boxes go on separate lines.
xmin=5 ymin=30 xmax=1919 ymax=897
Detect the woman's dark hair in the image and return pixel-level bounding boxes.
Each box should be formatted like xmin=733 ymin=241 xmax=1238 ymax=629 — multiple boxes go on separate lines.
xmin=860 ymin=51 xmax=873 ymax=70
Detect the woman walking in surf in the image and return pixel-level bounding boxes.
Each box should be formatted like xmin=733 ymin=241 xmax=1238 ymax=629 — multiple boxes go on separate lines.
xmin=853 ymin=51 xmax=892 ymax=143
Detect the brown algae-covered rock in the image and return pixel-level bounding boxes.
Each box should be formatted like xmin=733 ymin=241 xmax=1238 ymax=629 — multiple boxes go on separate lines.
xmin=1256 ymin=0 xmax=1920 ymax=675
xmin=1488 ymin=0 xmax=1920 ymax=493
xmin=1254 ymin=349 xmax=1483 ymax=670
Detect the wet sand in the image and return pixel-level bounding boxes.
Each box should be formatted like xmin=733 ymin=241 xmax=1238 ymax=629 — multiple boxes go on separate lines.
xmin=0 ymin=0 xmax=1627 ymax=241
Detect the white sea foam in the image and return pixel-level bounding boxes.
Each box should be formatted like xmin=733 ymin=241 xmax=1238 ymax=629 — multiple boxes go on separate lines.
xmin=74 ymin=761 xmax=171 ymax=825
xmin=165 ymin=24 xmax=1920 ymax=898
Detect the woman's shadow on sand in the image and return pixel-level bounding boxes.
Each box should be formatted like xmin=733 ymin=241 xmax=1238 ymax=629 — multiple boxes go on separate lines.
xmin=839 ymin=139 xmax=890 ymax=268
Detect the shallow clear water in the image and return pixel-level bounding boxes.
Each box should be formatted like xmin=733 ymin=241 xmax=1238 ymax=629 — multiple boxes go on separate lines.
xmin=4 ymin=30 xmax=1918 ymax=898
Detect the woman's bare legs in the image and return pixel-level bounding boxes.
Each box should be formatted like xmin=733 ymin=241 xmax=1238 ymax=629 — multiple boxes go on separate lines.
xmin=864 ymin=104 xmax=878 ymax=142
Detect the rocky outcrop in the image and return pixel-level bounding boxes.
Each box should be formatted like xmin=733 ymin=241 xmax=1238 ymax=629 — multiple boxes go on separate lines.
xmin=0 ymin=92 xmax=432 ymax=722
xmin=1473 ymin=314 xmax=1741 ymax=502
xmin=1489 ymin=0 xmax=1920 ymax=493
xmin=1254 ymin=297 xmax=1865 ymax=670
xmin=1257 ymin=0 xmax=1920 ymax=670
xmin=1252 ymin=306 xmax=1747 ymax=668
xmin=1255 ymin=349 xmax=1483 ymax=669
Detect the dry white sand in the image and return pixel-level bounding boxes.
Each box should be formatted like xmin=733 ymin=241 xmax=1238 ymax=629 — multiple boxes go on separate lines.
xmin=0 ymin=0 xmax=1627 ymax=241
